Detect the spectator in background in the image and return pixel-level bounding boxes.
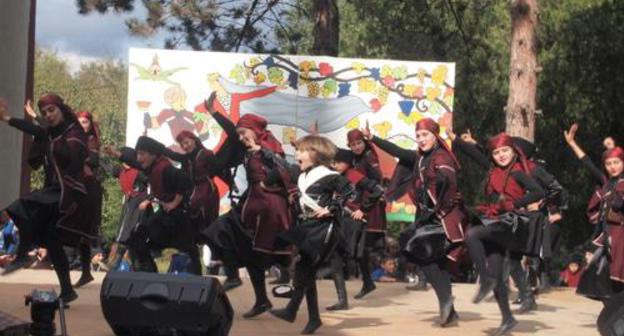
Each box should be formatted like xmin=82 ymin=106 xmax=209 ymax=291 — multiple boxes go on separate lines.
xmin=372 ymin=257 xmax=399 ymax=283
xmin=0 ymin=211 xmax=19 ymax=257
xmin=560 ymin=257 xmax=584 ymax=288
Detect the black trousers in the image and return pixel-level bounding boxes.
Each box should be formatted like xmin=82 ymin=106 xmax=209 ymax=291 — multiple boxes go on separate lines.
xmin=465 ymin=225 xmax=513 ymax=321
xmin=7 ymin=197 xmax=73 ymax=295
xmin=129 ymin=208 xmax=201 ymax=275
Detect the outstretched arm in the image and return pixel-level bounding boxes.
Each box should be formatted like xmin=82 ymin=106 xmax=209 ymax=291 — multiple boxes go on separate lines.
xmin=564 ymin=123 xmax=605 ymax=184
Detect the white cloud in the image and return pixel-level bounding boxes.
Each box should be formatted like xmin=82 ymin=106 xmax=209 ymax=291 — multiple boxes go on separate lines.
xmin=55 ymin=50 xmax=103 ymax=74
xmin=36 ymin=0 xmax=167 ymax=62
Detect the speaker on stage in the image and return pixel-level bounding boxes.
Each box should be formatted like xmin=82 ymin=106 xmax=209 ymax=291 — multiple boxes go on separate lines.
xmin=100 ymin=272 xmax=233 ymax=336
xmin=598 ymin=291 xmax=624 ymax=336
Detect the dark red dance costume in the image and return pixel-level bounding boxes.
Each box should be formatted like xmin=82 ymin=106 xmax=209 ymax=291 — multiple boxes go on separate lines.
xmin=372 ymin=118 xmax=467 ymax=326
xmin=456 ymin=133 xmax=544 ymax=333
xmin=125 ymin=136 xmax=199 ymax=274
xmin=165 ymin=112 xmax=240 ymax=236
xmin=4 ymin=95 xmax=88 ymax=301
xmin=582 ymin=148 xmax=624 ymax=285
xmin=351 ymin=149 xmax=386 ymax=233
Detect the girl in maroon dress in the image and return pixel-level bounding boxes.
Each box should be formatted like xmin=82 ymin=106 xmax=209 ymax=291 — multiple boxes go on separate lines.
xmin=366 ymin=119 xmax=468 ymax=327
xmin=346 ymin=129 xmax=387 ymax=299
xmin=235 ymin=113 xmax=294 ymax=319
xmin=564 ymin=124 xmax=624 ymax=294
xmin=453 ymin=132 xmax=545 ymax=335
xmin=0 ymin=94 xmax=89 ymax=303
xmin=74 ymin=111 xmax=103 ymax=288
xmin=164 ymin=95 xmax=242 ymax=289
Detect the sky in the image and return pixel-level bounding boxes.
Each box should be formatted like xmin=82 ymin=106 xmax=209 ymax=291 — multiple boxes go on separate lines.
xmin=36 ymin=0 xmax=166 ymax=71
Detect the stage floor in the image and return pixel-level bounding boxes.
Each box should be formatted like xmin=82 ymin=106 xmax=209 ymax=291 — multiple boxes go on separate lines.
xmin=0 ymin=270 xmax=601 ymax=336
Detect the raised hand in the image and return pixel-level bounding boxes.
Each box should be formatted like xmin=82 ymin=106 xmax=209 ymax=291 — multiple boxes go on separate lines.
xmin=204 ymin=91 xmax=217 ymax=115
xmin=460 ymin=129 xmax=477 ymax=144
xmin=361 ymin=120 xmax=372 ymax=140
xmin=445 ymin=128 xmax=457 ymax=141
xmin=563 ymin=123 xmax=578 ymax=145
xmin=24 ymin=100 xmax=37 ymax=119
xmin=604 ymin=136 xmax=616 ymax=150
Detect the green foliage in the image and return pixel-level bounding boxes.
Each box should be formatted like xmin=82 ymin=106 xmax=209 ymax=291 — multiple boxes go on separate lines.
xmin=33 ymin=48 xmax=128 ymax=243
xmin=77 ymin=0 xmax=305 ymax=53
xmin=289 ymin=0 xmax=624 ymax=251
xmin=70 ymin=0 xmax=624 ymax=254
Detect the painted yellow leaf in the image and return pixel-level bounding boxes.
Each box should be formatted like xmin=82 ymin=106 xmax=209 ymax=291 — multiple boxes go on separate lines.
xmin=373 ymin=121 xmax=392 ymax=138
xmin=431 ymin=65 xmax=448 ymax=85
xmin=376 ymin=86 xmax=390 ymax=104
xmin=352 ymin=62 xmax=366 ymax=74
xmin=426 ymin=87 xmax=441 ymax=101
xmin=307 ymin=82 xmax=320 ymax=97
xmin=358 ymin=78 xmax=376 ymax=93
xmin=282 ymin=127 xmax=297 ymax=144
xmin=381 ymin=65 xmax=393 ymax=78
xmin=346 ymin=117 xmax=360 ymax=130
xmin=417 ymin=68 xmax=427 ymax=83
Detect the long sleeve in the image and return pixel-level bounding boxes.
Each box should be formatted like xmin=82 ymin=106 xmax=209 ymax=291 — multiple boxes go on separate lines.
xmin=214 ymin=112 xmax=246 ymax=168
xmin=327 ymin=175 xmax=356 ymax=216
xmin=8 ymin=118 xmax=46 ymax=138
xmin=531 ymin=165 xmax=568 ymax=210
xmin=510 ymin=171 xmax=545 ymax=209
xmin=204 ymin=112 xmax=241 ymax=176
xmin=162 ymin=147 xmax=187 ymax=163
xmin=118 ymin=147 xmax=143 ymax=171
xmin=357 ymin=177 xmax=385 ymax=211
xmin=452 ymin=138 xmax=490 ymax=169
xmin=581 ymin=155 xmax=606 ymax=185
xmin=371 ymin=136 xmax=417 ymax=165
xmin=163 ymin=165 xmax=193 ymax=195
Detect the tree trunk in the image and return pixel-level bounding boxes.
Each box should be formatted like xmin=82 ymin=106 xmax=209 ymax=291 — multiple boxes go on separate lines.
xmin=311 ymin=0 xmax=339 ymax=56
xmin=505 ymin=0 xmax=538 ymax=141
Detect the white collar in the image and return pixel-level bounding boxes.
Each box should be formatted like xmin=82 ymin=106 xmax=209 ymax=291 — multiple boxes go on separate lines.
xmin=298 ymin=165 xmax=338 ymax=193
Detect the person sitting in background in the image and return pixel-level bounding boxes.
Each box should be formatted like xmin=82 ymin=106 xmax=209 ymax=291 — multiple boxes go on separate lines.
xmin=372 ymin=257 xmax=399 ymax=282
xmin=0 ymin=211 xmax=19 ymax=257
xmin=560 ymin=257 xmax=584 ymax=288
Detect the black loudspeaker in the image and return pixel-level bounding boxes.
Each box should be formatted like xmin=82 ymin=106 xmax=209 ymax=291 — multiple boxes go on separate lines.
xmin=100 ymin=272 xmax=233 ymax=336
xmin=598 ymin=290 xmax=624 ymax=336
